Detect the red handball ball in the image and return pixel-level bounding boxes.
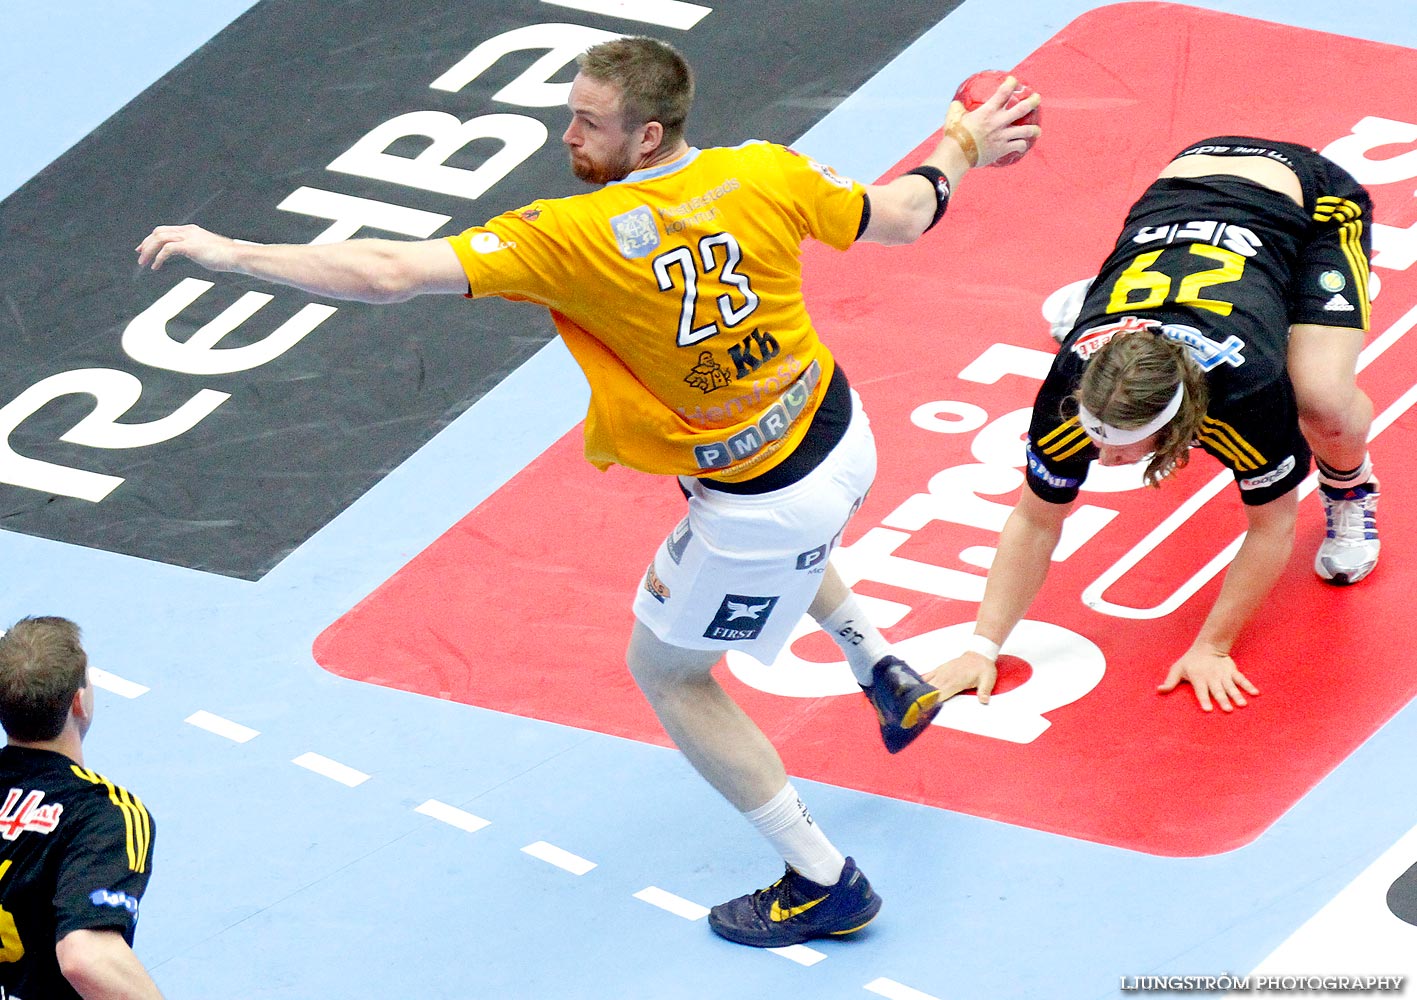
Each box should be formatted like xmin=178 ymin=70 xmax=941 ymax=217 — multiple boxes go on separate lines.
xmin=952 ymin=69 xmax=1040 ymax=167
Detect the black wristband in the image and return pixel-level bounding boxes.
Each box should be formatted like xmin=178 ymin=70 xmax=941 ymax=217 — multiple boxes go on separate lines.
xmin=904 ymin=165 xmax=950 ymax=231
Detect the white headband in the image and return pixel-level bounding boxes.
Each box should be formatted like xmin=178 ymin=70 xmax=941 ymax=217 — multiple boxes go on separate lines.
xmin=1078 ymin=383 xmax=1184 ymax=446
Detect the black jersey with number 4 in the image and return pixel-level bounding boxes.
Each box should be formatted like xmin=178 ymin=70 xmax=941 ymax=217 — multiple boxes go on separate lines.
xmin=1027 ymin=137 xmax=1373 ymax=508
xmin=0 ymin=746 xmax=154 ymax=1000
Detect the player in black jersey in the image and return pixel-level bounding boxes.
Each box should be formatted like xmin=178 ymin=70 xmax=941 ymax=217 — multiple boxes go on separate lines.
xmin=927 ymin=136 xmax=1379 ymax=713
xmin=0 ymin=617 xmax=162 ymax=1000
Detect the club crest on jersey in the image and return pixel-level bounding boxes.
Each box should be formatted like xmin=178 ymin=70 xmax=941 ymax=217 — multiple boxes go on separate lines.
xmin=1319 ymin=269 xmax=1347 ymax=293
xmin=704 ymin=594 xmax=779 ymax=641
xmin=684 ymin=351 xmax=733 ymax=393
xmin=609 ymin=205 xmax=661 ymax=259
xmin=1070 ymin=316 xmax=1162 ymax=360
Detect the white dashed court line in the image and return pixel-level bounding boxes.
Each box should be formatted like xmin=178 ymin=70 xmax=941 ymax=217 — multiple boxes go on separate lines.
xmin=102 ymin=686 xmax=939 ymax=992
xmin=291 ymin=752 xmax=370 ymax=787
xmin=116 ymin=682 xmax=919 ymax=988
xmin=633 ymin=886 xmax=711 ymax=921
xmin=865 ymin=977 xmax=941 ymax=1000
xmin=90 ymin=667 xmax=149 ymax=699
xmin=414 ymin=798 xmax=491 ymax=833
xmin=184 ymin=710 xmax=259 ymax=743
xmin=522 ymin=840 xmax=596 ymax=875
xmin=769 ymin=943 xmax=826 ymax=966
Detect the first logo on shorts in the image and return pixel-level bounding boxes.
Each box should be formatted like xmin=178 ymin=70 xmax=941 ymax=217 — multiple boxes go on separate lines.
xmin=704 ymin=594 xmax=779 ymax=641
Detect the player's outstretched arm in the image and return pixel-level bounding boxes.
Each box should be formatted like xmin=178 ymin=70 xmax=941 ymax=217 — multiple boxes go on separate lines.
xmin=56 ymin=928 xmax=166 ymax=1000
xmin=926 ymin=488 xmax=1068 ymax=701
xmin=860 ymin=74 xmax=1042 ymax=245
xmin=136 ymin=224 xmax=468 ymax=303
xmin=1156 ymin=490 xmax=1297 ymax=712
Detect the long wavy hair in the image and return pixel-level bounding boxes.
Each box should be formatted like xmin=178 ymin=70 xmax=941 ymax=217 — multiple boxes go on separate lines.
xmin=1075 ymin=330 xmax=1209 ymax=487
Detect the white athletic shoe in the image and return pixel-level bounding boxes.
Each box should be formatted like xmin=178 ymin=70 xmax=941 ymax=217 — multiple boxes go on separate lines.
xmin=1315 ymin=480 xmax=1380 ymax=585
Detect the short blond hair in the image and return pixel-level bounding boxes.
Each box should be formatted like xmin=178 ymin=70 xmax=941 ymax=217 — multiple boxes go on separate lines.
xmin=577 ymin=36 xmax=693 ymax=146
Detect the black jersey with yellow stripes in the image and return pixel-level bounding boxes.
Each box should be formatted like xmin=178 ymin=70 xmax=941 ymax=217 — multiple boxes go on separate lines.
xmin=1025 ymin=139 xmax=1374 ymax=508
xmin=0 ymin=746 xmax=154 ymax=1000
xmin=1168 ymin=136 xmax=1373 ymax=331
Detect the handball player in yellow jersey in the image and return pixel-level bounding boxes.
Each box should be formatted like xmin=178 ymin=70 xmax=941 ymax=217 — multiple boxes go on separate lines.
xmin=138 ymin=36 xmax=1040 ymax=947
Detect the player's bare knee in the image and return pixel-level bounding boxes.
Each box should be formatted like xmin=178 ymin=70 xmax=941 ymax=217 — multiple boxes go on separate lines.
xmin=1297 ymin=385 xmax=1363 ymax=436
xmin=626 ymin=623 xmax=718 ymax=694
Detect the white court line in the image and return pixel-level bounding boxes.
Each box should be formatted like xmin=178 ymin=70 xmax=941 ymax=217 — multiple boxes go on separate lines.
xmin=865 ymin=977 xmax=943 ymax=1000
xmin=522 ymin=840 xmax=596 ymax=875
xmin=1251 ymin=818 xmax=1417 ymax=976
xmin=414 ymin=799 xmax=490 ymax=834
xmin=1083 ymin=299 xmax=1417 ymax=619
xmin=541 ymin=0 xmax=712 ymax=30
xmin=291 ymin=752 xmax=370 ymax=787
xmin=89 ymin=667 xmax=149 ymax=699
xmin=184 ymin=710 xmax=259 ymax=743
xmin=633 ymin=886 xmax=710 ymax=920
xmin=769 ymin=943 xmax=826 ymax=966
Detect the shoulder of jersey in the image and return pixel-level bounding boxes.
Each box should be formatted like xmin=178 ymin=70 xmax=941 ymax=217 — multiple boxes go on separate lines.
xmin=66 ymin=764 xmax=146 ymax=812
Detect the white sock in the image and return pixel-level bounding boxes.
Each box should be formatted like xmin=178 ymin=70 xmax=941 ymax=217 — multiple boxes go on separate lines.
xmin=743 ymin=783 xmax=846 ymax=886
xmin=817 ymin=595 xmax=890 ymax=685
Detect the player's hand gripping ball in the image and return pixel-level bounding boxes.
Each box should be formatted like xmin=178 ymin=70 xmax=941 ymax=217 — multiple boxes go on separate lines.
xmin=953 ymin=69 xmax=1040 ymax=166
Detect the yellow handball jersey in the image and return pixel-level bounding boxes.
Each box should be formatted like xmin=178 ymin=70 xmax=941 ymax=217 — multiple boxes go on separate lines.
xmin=446 ymin=142 xmax=866 ymax=482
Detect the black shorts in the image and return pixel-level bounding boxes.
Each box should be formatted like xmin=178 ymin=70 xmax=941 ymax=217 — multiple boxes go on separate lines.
xmin=1171 ymin=136 xmax=1373 ymax=330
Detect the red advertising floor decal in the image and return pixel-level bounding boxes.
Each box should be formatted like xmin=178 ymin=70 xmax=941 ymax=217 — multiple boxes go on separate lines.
xmin=315 ymin=3 xmax=1417 ymax=855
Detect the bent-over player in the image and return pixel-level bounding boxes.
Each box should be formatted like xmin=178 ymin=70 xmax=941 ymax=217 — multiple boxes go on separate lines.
xmin=930 ymin=136 xmax=1378 ymax=713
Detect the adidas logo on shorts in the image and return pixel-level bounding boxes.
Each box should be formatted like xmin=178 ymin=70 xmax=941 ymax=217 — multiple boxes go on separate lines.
xmin=1323 ymin=293 xmax=1355 ymax=312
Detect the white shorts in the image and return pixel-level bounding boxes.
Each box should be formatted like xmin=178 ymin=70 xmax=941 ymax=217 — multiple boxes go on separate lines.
xmin=632 ymin=391 xmax=877 ymax=664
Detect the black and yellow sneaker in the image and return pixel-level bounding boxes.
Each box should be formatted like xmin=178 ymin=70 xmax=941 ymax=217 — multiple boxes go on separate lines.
xmin=862 ymin=655 xmax=941 ymax=754
xmin=707 ymin=858 xmax=882 ymax=947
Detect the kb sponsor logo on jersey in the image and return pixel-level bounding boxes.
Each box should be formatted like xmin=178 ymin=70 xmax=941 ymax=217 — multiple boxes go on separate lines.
xmin=704 ymin=594 xmax=779 ymax=641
